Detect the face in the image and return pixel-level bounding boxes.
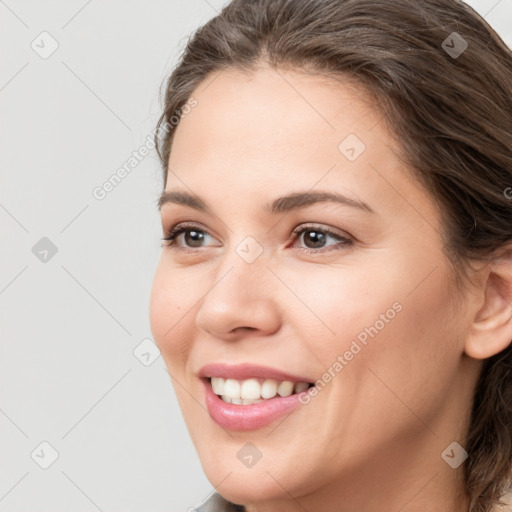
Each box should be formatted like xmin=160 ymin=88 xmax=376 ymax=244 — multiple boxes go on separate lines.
xmin=150 ymin=65 xmax=476 ymax=510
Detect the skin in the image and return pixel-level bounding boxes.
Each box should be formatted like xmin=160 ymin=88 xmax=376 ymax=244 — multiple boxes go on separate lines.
xmin=149 ymin=63 xmax=512 ymax=512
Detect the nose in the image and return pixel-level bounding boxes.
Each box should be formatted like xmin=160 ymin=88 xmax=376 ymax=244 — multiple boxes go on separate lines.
xmin=195 ymin=246 xmax=281 ymax=341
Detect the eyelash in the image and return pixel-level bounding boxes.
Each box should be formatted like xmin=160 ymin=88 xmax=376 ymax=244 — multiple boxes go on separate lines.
xmin=161 ymin=222 xmax=353 ymax=254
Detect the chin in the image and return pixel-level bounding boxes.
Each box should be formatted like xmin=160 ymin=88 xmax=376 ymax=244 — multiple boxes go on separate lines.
xmin=206 ymin=471 xmax=289 ymax=506
xmin=200 ymin=449 xmax=319 ymax=507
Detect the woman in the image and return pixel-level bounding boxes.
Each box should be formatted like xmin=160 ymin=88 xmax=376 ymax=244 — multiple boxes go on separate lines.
xmin=149 ymin=0 xmax=512 ymax=511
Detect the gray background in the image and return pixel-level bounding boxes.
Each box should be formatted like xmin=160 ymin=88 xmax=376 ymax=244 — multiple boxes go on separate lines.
xmin=1 ymin=1 xmax=511 ymax=511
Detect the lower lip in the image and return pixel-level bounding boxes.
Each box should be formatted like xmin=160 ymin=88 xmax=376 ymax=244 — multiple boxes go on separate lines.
xmin=203 ymin=379 xmax=305 ymax=431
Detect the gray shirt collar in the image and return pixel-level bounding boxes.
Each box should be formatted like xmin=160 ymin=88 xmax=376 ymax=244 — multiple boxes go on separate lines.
xmin=193 ymin=491 xmax=245 ymax=512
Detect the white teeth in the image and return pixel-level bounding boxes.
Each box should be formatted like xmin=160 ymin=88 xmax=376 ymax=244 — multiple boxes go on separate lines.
xmin=211 ymin=376 xmax=310 ymax=403
xmin=223 ymin=378 xmax=240 ymax=398
xmin=294 ymin=382 xmax=309 ymax=393
xmin=220 ymin=396 xmax=265 ymax=405
xmin=240 ymin=378 xmax=261 ymax=400
xmin=261 ymin=379 xmax=278 ymax=399
xmin=242 ymin=398 xmax=264 ymax=405
xmin=277 ymin=381 xmax=294 ymax=397
xmin=211 ymin=377 xmax=225 ymax=395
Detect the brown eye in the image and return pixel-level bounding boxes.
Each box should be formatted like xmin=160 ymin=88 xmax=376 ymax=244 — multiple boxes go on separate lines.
xmin=291 ymin=225 xmax=353 ymax=252
xmin=182 ymin=229 xmax=205 ymax=247
xmin=300 ymin=229 xmax=328 ymax=249
xmin=161 ymin=224 xmax=218 ymax=249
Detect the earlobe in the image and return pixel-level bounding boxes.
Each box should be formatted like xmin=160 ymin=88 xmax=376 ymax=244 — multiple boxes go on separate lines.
xmin=464 ymin=246 xmax=512 ymax=360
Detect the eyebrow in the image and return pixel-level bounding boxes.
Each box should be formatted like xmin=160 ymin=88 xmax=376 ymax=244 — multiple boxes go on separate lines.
xmin=157 ymin=189 xmax=375 ymax=215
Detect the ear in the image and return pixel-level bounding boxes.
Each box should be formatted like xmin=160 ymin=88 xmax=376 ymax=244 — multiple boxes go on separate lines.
xmin=465 ymin=244 xmax=512 ymax=359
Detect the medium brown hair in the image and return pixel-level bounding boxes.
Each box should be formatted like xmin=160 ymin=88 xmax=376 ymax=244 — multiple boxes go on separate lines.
xmin=154 ymin=1 xmax=512 ymax=510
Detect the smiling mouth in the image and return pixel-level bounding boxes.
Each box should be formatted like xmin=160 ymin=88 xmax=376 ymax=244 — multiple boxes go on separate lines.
xmin=208 ymin=376 xmax=315 ymax=405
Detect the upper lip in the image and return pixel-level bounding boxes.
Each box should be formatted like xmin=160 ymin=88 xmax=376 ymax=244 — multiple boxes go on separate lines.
xmin=198 ymin=363 xmax=314 ymax=383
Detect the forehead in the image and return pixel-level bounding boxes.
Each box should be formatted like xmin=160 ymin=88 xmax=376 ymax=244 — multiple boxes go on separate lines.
xmin=166 ymin=65 xmax=440 ymax=233
xmin=170 ymin=67 xmax=381 ymax=182
xmin=172 ymin=65 xmax=382 ymax=160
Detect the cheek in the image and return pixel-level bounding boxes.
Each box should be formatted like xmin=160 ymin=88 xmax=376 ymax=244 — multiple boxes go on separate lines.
xmin=288 ymin=252 xmax=461 ymax=413
xmin=279 ymin=260 xmax=404 ymax=357
xmin=342 ymin=262 xmax=462 ymax=426
xmin=149 ymin=261 xmax=195 ymax=367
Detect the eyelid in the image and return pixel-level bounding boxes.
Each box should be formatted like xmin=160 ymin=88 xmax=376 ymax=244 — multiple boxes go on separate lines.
xmin=290 ymin=222 xmax=350 ymax=241
xmin=288 ymin=223 xmax=353 ymax=253
xmin=161 ymin=221 xmax=354 ymax=253
xmin=161 ymin=221 xmax=221 ymax=248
